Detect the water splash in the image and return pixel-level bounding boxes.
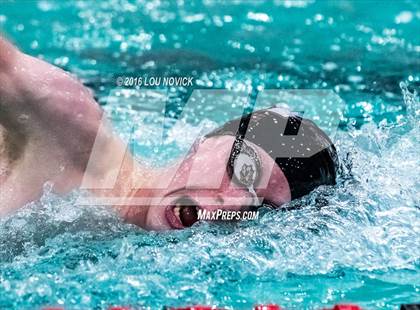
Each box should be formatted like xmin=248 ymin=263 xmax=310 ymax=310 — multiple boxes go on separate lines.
xmin=400 ymin=81 xmax=419 ymax=125
xmin=1 ymin=83 xmax=418 ymax=309
xmin=1 ymin=0 xmax=419 ymax=308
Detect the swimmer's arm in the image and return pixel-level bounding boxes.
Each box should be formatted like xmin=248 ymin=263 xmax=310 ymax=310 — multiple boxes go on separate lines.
xmin=0 ymin=34 xmax=106 ymax=181
xmin=0 ymin=35 xmax=142 ymax=214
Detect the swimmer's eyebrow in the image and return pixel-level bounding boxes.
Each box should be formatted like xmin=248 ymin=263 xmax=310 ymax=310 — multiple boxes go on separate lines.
xmin=164 ymin=186 xmax=214 ymax=198
xmin=164 ymin=186 xmax=189 ymax=197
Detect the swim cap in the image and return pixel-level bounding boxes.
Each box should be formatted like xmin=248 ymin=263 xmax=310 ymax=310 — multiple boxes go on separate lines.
xmin=205 ymin=107 xmax=338 ymax=199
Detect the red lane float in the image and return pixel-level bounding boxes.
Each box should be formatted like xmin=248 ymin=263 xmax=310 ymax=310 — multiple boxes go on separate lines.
xmin=334 ymin=305 xmax=362 ymax=310
xmin=166 ymin=306 xmax=225 ymax=310
xmin=326 ymin=305 xmax=362 ymax=310
xmin=254 ymin=304 xmax=282 ymax=310
xmin=42 ymin=302 xmax=420 ymax=310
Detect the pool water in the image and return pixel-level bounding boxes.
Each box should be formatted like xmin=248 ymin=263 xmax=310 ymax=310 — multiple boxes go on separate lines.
xmin=0 ymin=1 xmax=419 ymax=309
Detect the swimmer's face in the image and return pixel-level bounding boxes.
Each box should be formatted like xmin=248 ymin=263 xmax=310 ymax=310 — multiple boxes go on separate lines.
xmin=144 ymin=136 xmax=291 ymax=230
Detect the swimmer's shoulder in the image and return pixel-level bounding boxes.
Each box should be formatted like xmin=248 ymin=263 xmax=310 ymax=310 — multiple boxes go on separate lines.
xmin=0 ymin=35 xmax=19 ymax=71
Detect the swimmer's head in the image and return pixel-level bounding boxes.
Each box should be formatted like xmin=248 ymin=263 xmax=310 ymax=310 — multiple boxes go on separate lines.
xmin=144 ymin=107 xmax=338 ymax=230
xmin=205 ymin=107 xmax=338 ymax=200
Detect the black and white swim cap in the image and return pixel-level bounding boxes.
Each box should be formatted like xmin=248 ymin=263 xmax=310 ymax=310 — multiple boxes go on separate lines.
xmin=206 ymin=107 xmax=338 ymax=199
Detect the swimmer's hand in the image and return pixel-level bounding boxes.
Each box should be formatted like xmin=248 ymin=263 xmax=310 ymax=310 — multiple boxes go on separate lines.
xmin=0 ymin=35 xmax=136 ymax=216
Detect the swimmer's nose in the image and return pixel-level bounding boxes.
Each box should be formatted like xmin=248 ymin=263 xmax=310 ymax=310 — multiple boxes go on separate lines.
xmin=202 ymin=190 xmax=258 ymax=212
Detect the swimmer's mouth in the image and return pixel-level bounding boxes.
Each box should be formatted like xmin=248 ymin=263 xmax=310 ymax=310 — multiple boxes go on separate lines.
xmin=165 ymin=197 xmax=200 ymax=229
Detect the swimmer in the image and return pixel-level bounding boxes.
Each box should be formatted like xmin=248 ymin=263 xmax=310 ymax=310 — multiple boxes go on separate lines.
xmin=0 ymin=35 xmax=338 ymax=230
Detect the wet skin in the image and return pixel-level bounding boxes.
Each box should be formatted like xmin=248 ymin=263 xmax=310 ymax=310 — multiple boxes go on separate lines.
xmin=138 ymin=135 xmax=291 ymax=230
xmin=0 ymin=36 xmax=291 ymax=229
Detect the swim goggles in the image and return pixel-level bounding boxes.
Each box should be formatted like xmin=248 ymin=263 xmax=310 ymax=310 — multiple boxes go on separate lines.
xmin=227 ymin=137 xmax=262 ymax=190
xmin=225 ymin=113 xmax=278 ymax=209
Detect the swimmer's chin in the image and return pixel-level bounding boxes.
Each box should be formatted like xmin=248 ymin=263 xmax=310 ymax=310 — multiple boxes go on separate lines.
xmin=115 ymin=204 xmax=150 ymax=229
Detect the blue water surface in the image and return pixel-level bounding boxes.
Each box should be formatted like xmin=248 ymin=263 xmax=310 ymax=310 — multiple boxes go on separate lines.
xmin=0 ymin=0 xmax=419 ymax=309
